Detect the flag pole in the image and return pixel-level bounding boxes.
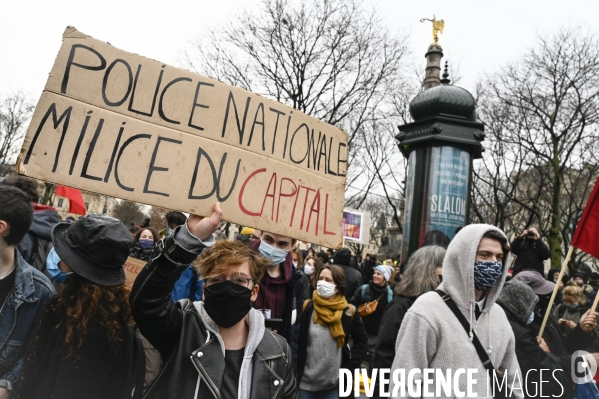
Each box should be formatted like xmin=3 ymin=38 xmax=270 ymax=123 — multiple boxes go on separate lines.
xmin=537 ymin=246 xmax=575 ymax=342
xmin=588 ymin=280 xmax=599 ymax=327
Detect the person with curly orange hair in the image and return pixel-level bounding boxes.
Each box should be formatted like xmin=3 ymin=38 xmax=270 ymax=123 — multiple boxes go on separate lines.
xmin=16 ymin=214 xmax=138 ymax=399
xmin=130 ymin=203 xmax=297 ymax=399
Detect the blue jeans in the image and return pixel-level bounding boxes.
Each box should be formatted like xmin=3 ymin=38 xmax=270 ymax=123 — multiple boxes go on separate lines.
xmin=299 ymin=387 xmax=339 ymax=399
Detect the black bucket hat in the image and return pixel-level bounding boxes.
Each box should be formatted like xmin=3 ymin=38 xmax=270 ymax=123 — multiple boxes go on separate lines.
xmin=51 ymin=214 xmax=133 ymax=286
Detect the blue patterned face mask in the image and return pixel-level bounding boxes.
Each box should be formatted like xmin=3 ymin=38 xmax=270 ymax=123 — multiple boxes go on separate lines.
xmin=473 ymin=261 xmax=503 ymax=291
xmin=527 ymin=312 xmax=534 ymax=325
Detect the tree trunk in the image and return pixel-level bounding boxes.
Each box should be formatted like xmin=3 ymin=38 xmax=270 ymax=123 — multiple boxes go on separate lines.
xmin=548 ymin=155 xmax=563 ymax=269
xmin=42 ymin=182 xmax=55 ymax=205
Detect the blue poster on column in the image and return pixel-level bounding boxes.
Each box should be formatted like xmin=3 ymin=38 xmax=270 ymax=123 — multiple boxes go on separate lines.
xmin=420 ymin=145 xmax=470 ymax=247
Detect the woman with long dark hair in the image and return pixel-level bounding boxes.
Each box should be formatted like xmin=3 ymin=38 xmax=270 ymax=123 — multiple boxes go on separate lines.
xmin=17 ymin=215 xmax=137 ymax=399
xmin=129 ymin=227 xmax=159 ymax=262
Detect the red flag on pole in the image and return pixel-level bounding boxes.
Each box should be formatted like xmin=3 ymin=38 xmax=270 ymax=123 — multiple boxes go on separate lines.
xmin=571 ymin=177 xmax=599 ymax=259
xmin=55 ymin=185 xmax=86 ymax=216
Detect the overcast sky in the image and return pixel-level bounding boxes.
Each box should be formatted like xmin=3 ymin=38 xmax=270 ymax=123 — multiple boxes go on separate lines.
xmin=1 ymin=0 xmax=597 ymax=101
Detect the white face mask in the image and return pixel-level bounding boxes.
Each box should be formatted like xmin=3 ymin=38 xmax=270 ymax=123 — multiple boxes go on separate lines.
xmin=304 ymin=265 xmax=314 ymax=275
xmin=292 ymin=261 xmax=298 ymax=267
xmin=317 ymin=280 xmax=337 ymax=298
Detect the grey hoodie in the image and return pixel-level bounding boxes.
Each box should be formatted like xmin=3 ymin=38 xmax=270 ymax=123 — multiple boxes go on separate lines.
xmin=391 ymin=224 xmax=523 ymax=399
xmin=193 ymin=302 xmax=265 ymax=399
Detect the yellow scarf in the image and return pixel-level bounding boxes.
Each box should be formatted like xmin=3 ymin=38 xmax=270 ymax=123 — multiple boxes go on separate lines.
xmin=312 ymin=291 xmax=348 ymax=348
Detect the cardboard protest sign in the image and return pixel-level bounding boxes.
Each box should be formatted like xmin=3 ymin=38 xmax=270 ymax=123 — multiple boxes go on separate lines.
xmin=342 ymin=208 xmax=371 ymax=245
xmin=16 ymin=27 xmax=347 ymax=248
xmin=124 ymin=257 xmax=146 ymax=289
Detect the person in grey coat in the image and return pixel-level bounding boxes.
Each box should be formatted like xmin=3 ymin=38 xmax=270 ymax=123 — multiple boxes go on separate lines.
xmin=391 ymin=224 xmax=523 ymax=399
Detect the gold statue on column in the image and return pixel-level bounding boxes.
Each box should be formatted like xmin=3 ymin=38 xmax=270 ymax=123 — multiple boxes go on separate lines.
xmin=420 ymin=15 xmax=445 ymax=45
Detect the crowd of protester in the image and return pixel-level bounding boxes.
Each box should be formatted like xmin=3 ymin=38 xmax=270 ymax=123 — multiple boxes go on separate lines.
xmin=2 ymin=176 xmax=599 ymax=398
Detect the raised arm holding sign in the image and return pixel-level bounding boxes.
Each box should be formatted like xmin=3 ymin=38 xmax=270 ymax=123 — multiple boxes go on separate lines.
xmin=16 ymin=27 xmax=347 ymax=248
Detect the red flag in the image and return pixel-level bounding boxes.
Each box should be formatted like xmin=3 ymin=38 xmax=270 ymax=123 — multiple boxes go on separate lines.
xmin=572 ymin=177 xmax=599 ymax=259
xmin=55 ymin=185 xmax=86 ymax=216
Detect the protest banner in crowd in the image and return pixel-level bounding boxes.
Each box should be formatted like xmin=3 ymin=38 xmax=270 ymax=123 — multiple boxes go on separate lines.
xmin=16 ymin=27 xmax=347 ymax=248
xmin=124 ymin=257 xmax=146 ymax=289
xmin=342 ymin=208 xmax=371 ymax=245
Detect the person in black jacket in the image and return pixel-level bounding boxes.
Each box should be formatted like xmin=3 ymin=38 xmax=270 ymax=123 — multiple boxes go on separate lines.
xmin=510 ymin=227 xmax=550 ymax=276
xmin=496 ymin=280 xmax=573 ymax=398
xmin=370 ymin=245 xmax=445 ymax=398
xmin=17 ymin=214 xmax=136 ymax=399
xmin=350 ymin=265 xmax=394 ymax=364
xmin=297 ymin=265 xmax=367 ymax=398
xmin=129 ymin=227 xmax=159 ymax=262
xmin=130 ymin=203 xmax=296 ymax=399
xmin=332 ymin=248 xmax=362 ymax=302
xmin=514 ymin=271 xmax=599 ymax=392
xmin=361 ymin=254 xmax=376 ymax=283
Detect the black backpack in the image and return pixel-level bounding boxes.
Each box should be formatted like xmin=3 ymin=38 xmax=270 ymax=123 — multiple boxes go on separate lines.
xmin=30 ymin=235 xmax=54 ymax=272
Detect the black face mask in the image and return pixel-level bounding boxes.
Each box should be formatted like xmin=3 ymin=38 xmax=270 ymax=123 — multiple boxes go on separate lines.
xmin=203 ymin=280 xmax=253 ymax=328
xmin=438 ymin=275 xmax=443 ymax=284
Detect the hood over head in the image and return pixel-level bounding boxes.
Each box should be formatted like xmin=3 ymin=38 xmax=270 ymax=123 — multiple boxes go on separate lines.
xmin=29 ymin=208 xmax=61 ymax=240
xmin=333 ymin=248 xmax=352 ymax=266
xmin=496 ymin=280 xmax=539 ymax=325
xmin=437 ymin=224 xmax=511 ymax=314
xmin=573 ymin=271 xmax=587 ymax=281
xmin=546 ymin=268 xmax=560 ymax=281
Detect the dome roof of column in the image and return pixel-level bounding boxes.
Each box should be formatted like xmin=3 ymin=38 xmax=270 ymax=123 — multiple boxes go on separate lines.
xmin=409 ymin=84 xmax=476 ymax=121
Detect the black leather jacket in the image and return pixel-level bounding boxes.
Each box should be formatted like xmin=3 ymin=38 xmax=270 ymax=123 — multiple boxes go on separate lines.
xmin=129 ymin=229 xmax=297 ymax=399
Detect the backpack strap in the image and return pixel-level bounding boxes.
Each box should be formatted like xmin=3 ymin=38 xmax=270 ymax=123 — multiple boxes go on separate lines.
xmin=303 ymin=299 xmax=311 ymax=312
xmin=435 ymin=290 xmax=495 ymax=373
xmin=557 ymin=304 xmax=567 ymax=319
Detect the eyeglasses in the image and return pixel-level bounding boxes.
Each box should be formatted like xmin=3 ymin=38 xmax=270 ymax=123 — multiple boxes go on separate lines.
xmin=204 ymin=275 xmax=254 ymax=293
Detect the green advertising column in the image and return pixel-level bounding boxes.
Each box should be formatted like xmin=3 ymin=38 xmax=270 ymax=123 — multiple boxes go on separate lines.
xmin=398 ymin=66 xmax=485 ymax=261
